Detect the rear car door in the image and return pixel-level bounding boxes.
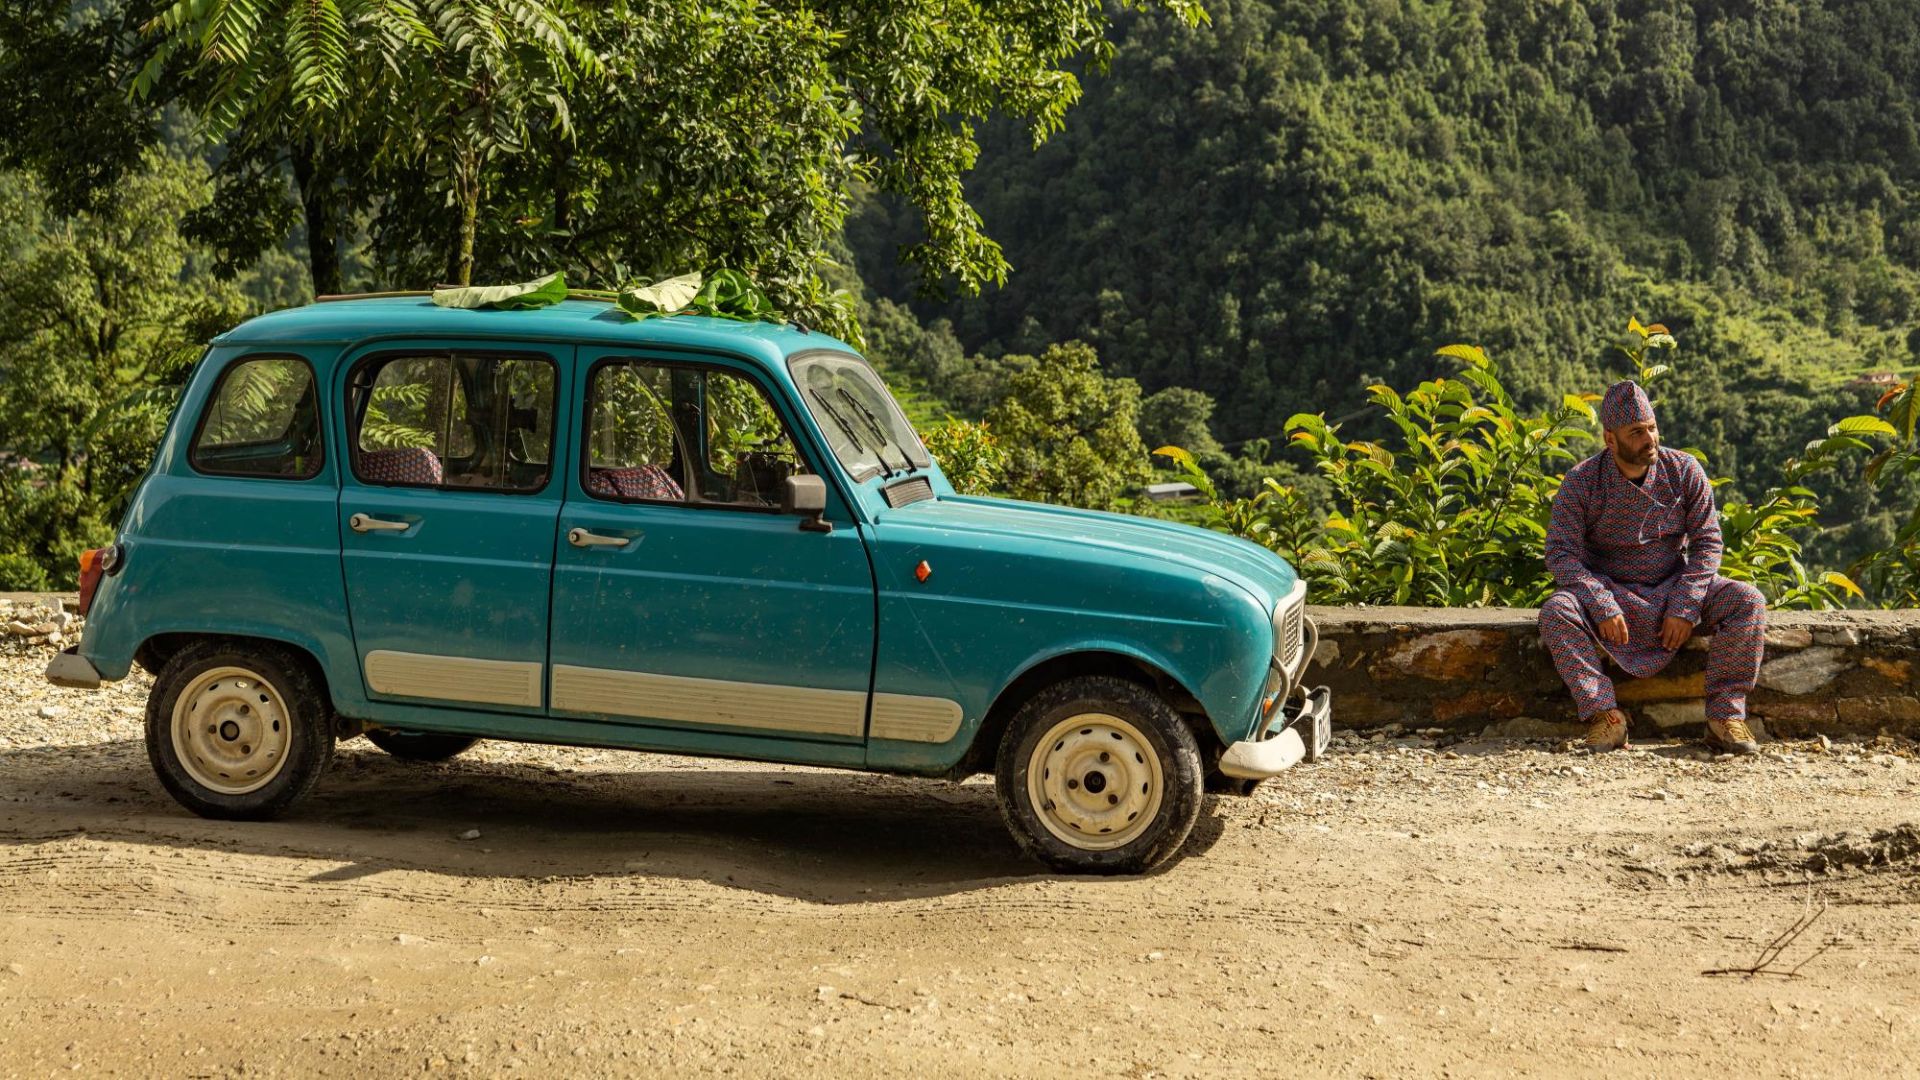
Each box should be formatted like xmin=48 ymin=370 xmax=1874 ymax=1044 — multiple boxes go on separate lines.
xmin=336 ymin=343 xmax=567 ymax=714
xmin=546 ymin=350 xmax=875 ymax=753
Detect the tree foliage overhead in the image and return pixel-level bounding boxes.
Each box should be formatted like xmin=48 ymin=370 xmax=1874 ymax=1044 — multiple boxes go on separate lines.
xmin=111 ymin=0 xmax=1204 ymax=325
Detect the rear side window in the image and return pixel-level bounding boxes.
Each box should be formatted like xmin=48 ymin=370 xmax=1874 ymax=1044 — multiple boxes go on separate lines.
xmin=189 ymin=356 xmax=324 ymax=479
xmin=348 ymin=353 xmax=556 ymax=492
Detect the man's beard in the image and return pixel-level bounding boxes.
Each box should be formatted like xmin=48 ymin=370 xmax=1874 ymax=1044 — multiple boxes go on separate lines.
xmin=1621 ymin=443 xmax=1657 ymax=467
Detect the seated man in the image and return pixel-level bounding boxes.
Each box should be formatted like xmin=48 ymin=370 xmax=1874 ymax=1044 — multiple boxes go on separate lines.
xmin=1539 ymin=380 xmax=1767 ymax=754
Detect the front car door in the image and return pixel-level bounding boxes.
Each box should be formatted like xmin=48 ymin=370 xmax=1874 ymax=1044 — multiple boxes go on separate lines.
xmin=336 ymin=342 xmax=567 ymax=713
xmin=546 ymin=349 xmax=875 ymax=762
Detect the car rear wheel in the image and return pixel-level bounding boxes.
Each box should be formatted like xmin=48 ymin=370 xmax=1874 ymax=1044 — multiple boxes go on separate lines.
xmin=995 ymin=675 xmax=1204 ymax=874
xmin=146 ymin=640 xmax=334 ymax=820
xmin=365 ymin=729 xmax=479 ymax=762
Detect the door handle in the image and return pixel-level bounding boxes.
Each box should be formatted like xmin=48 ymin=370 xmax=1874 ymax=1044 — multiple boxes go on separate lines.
xmin=568 ymin=527 xmax=631 ymax=549
xmin=349 ymin=513 xmax=412 ymax=534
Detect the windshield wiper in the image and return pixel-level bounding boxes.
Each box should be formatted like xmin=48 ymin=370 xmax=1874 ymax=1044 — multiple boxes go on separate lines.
xmin=837 ymin=387 xmax=912 ymax=475
xmin=808 ymin=388 xmax=881 ymax=472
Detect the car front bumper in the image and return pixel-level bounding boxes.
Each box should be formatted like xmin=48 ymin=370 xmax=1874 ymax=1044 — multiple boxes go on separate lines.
xmin=45 ymin=647 xmax=104 ymax=690
xmin=1218 ymin=685 xmax=1331 ymax=780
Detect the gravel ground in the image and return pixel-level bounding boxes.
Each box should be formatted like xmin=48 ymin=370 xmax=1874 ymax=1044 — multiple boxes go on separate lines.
xmin=2 ymin=638 xmax=1918 ymax=1077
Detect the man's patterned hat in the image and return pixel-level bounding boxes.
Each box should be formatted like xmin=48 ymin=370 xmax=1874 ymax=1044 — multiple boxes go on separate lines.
xmin=1599 ymin=380 xmax=1655 ymax=430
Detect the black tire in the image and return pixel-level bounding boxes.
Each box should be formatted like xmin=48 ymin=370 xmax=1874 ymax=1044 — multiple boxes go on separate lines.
xmin=365 ymin=728 xmax=479 ymax=762
xmin=995 ymin=675 xmax=1205 ymax=874
xmin=145 ymin=639 xmax=335 ymax=821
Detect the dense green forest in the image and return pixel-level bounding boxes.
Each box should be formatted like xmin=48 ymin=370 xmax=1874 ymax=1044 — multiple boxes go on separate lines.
xmin=5 ymin=0 xmax=1920 ymax=603
xmin=849 ymin=0 xmax=1920 ymax=563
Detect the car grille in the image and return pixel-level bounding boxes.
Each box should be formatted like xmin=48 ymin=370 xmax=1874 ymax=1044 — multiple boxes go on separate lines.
xmin=1272 ymin=581 xmax=1307 ymax=674
xmin=883 ymin=477 xmax=934 ymax=507
xmin=1278 ymin=599 xmax=1304 ymax=668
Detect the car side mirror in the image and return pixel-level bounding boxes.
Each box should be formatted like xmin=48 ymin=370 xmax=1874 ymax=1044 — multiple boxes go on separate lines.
xmin=783 ymin=474 xmax=832 ymax=533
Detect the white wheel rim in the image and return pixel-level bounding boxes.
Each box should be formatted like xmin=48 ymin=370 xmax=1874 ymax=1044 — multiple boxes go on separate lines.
xmin=1026 ymin=712 xmax=1165 ymax=851
xmin=170 ymin=666 xmax=292 ymax=796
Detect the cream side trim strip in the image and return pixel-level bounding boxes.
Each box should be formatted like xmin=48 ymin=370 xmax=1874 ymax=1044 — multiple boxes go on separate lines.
xmin=870 ymin=694 xmax=965 ymax=744
xmin=551 ymin=665 xmax=866 ymax=738
xmin=364 ymin=650 xmax=543 ymax=708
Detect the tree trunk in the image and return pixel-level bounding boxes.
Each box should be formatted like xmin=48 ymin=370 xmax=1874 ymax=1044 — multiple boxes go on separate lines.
xmin=451 ymin=147 xmax=480 ymax=287
xmin=290 ymin=143 xmax=342 ymax=296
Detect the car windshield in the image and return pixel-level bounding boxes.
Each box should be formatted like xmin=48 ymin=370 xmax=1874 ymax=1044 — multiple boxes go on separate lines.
xmin=789 ymin=353 xmax=931 ymax=480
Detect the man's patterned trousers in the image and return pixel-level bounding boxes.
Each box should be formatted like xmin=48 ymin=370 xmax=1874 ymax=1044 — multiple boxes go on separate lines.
xmin=1538 ymin=576 xmax=1766 ymax=722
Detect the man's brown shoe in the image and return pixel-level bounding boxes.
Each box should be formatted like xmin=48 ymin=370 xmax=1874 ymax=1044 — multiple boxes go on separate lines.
xmin=1705 ymin=717 xmax=1760 ymax=755
xmin=1581 ymin=709 xmax=1629 ymax=753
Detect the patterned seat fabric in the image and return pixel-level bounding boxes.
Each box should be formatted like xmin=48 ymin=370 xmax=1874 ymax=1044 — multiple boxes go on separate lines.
xmin=360 ymin=447 xmax=444 ymax=486
xmin=587 ymin=464 xmax=684 ymax=501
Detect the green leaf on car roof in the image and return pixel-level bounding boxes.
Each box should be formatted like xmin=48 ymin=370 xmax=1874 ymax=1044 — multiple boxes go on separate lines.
xmin=431 ymin=272 xmax=569 ymax=310
xmin=616 ymin=272 xmax=704 ymax=318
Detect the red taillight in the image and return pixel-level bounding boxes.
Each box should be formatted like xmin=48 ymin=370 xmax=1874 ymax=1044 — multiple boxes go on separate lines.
xmin=76 ymin=546 xmax=111 ymax=616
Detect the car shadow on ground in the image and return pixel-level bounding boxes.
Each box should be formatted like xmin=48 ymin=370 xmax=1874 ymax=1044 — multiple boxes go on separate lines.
xmin=0 ymin=740 xmax=1229 ymax=904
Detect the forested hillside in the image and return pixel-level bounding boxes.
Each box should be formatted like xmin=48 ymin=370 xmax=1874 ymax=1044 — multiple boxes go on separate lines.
xmin=851 ymin=0 xmax=1920 ymax=506
xmin=7 ymin=0 xmax=1920 ymax=597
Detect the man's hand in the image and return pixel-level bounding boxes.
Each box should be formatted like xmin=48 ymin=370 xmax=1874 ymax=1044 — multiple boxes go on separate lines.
xmin=1659 ymin=615 xmax=1694 ymax=651
xmin=1598 ymin=615 xmax=1629 ymax=645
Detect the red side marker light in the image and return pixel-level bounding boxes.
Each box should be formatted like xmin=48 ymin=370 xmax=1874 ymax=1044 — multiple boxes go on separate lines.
xmin=914 ymin=560 xmax=932 ymax=583
xmin=76 ymin=548 xmax=107 ymax=616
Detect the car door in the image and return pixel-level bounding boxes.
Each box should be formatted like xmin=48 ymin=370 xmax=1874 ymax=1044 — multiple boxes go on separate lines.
xmin=336 ymin=343 xmax=567 ymax=713
xmin=546 ymin=349 xmax=876 ymax=752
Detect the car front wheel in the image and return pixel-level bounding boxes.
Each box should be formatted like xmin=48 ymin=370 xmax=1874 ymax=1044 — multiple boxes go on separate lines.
xmin=995 ymin=675 xmax=1204 ymax=874
xmin=145 ymin=640 xmax=335 ymax=820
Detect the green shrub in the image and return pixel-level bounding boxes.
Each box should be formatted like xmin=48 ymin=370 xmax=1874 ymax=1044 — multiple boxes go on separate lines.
xmin=921 ymin=418 xmax=1007 ymax=496
xmin=1157 ymin=320 xmax=1881 ymax=610
xmin=0 ymin=552 xmax=50 ymax=591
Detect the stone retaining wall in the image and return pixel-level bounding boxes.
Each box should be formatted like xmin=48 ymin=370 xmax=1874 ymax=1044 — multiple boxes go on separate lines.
xmin=1308 ymin=606 xmax=1920 ymax=740
xmin=11 ymin=590 xmax=1916 ymax=742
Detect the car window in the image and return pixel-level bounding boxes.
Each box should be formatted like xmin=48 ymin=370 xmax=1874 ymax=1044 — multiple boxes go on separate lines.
xmin=585 ymin=361 xmax=807 ymax=508
xmin=349 ymin=353 xmax=555 ymax=491
xmin=788 ymin=352 xmax=930 ymax=480
xmin=189 ymin=356 xmax=324 ymax=479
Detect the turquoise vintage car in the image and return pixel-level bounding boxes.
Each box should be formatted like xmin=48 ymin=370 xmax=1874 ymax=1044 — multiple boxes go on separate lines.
xmin=46 ymin=296 xmax=1329 ymax=873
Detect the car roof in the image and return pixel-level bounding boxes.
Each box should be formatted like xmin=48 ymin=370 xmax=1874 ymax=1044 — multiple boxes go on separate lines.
xmin=213 ymin=297 xmax=855 ymax=366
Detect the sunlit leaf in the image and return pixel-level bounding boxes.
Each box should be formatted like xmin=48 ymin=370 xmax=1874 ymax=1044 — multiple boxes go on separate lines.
xmin=1829 ymin=415 xmax=1896 ymax=438
xmin=432 ymin=271 xmax=568 ymax=310
xmin=616 ymin=272 xmax=703 ymax=316
xmin=1435 ymin=343 xmax=1490 ymax=369
xmin=1152 ymin=445 xmax=1197 ymax=469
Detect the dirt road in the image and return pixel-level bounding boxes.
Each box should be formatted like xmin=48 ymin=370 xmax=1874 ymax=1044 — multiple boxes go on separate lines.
xmin=2 ymin=650 xmax=1917 ymax=1077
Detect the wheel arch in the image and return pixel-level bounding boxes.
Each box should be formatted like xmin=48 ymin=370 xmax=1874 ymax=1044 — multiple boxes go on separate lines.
xmin=952 ymin=649 xmax=1219 ymax=778
xmin=137 ymin=631 xmax=340 ymax=718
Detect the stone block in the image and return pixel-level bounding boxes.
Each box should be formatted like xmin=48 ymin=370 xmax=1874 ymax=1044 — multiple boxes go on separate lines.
xmin=1749 ymin=699 xmax=1837 ymax=724
xmin=1764 ymin=627 xmax=1814 ymax=649
xmin=1369 ymin=629 xmax=1508 ymax=682
xmin=1812 ymin=628 xmax=1864 ymax=647
xmin=1615 ymin=673 xmax=1705 ymax=702
xmin=1328 ymin=695 xmax=1407 ymax=728
xmin=1641 ymin=700 xmax=1705 ymax=730
xmin=1430 ymin=689 xmax=1526 ymax=724
xmin=1312 ymin=639 xmax=1341 ymax=667
xmin=1833 ymin=696 xmax=1920 ymax=726
xmin=1757 ymin=647 xmax=1849 ymax=696
xmin=1861 ymin=655 xmax=1910 ymax=686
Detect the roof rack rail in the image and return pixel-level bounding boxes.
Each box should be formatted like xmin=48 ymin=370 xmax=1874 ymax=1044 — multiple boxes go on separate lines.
xmin=312 ymin=289 xmax=620 ymax=304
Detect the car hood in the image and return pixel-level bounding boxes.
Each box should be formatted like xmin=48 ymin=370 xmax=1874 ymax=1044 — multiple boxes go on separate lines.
xmin=888 ymin=495 xmax=1300 ymax=611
